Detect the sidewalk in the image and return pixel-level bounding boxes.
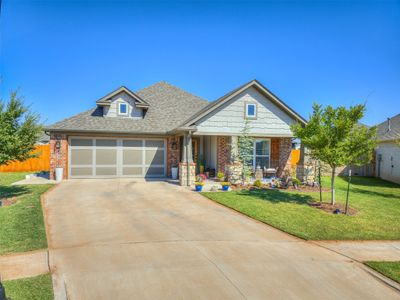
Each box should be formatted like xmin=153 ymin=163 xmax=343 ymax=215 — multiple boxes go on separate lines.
xmin=0 ymin=250 xmax=49 ymax=280
xmin=314 ymin=241 xmax=400 ymax=261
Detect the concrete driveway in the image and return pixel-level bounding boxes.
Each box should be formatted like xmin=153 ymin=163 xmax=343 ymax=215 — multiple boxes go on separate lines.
xmin=44 ymin=179 xmax=400 ymax=300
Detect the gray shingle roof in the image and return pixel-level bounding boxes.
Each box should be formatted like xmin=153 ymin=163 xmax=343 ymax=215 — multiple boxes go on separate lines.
xmin=46 ymin=81 xmax=209 ymax=134
xmin=377 ymin=113 xmax=400 ymax=142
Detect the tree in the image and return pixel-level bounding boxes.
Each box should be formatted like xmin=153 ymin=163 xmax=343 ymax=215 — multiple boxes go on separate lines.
xmin=238 ymin=119 xmax=253 ymax=182
xmin=291 ymin=103 xmax=377 ymax=205
xmin=0 ymin=91 xmax=43 ymax=166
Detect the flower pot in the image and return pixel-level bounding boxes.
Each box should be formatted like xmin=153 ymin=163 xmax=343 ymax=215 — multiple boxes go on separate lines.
xmin=171 ymin=167 xmax=178 ymax=180
xmin=55 ymin=167 xmax=63 ymax=182
xmin=195 ymin=185 xmax=203 ymax=192
xmin=222 ymin=185 xmax=229 ymax=191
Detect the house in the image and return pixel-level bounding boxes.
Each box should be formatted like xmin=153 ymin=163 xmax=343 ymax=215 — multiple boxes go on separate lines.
xmin=375 ymin=114 xmax=400 ymax=184
xmin=45 ymin=80 xmax=306 ymax=185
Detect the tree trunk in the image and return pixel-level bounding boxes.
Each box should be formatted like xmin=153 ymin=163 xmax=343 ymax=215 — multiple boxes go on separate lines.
xmin=331 ymin=167 xmax=336 ymax=205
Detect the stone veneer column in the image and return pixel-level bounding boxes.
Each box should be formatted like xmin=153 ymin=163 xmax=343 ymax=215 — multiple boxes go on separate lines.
xmin=217 ymin=136 xmax=230 ymax=173
xmin=166 ymin=136 xmax=180 ymax=177
xmin=277 ymin=137 xmax=292 ymax=177
xmin=179 ymin=162 xmax=196 ymax=186
xmin=49 ymin=133 xmax=68 ymax=180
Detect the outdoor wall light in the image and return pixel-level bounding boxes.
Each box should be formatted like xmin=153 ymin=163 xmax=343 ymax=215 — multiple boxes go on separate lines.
xmin=55 ymin=140 xmax=61 ymax=150
xmin=171 ymin=141 xmax=178 ymax=150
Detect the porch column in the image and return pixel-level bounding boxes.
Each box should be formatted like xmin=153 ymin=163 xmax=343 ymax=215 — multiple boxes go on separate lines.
xmin=230 ymin=136 xmax=239 ymax=163
xmin=179 ymin=132 xmax=196 ymax=186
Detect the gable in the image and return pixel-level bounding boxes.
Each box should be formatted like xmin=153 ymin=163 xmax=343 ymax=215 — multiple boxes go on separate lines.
xmin=194 ymin=86 xmax=297 ymax=136
xmin=102 ymin=91 xmax=144 ymax=118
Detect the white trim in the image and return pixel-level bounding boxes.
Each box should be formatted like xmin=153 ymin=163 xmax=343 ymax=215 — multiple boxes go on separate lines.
xmin=245 ymin=102 xmax=257 ymax=119
xmin=118 ymin=102 xmax=128 ymax=116
xmin=252 ymin=138 xmax=271 ymax=170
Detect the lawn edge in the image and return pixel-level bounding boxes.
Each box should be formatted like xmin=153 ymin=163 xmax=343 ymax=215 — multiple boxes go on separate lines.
xmin=361 ymin=263 xmax=400 ymax=292
xmin=40 ymin=183 xmax=60 ymax=251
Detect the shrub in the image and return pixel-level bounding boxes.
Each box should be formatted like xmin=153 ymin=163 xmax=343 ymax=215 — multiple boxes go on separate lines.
xmin=217 ymin=172 xmax=225 ymax=179
xmin=253 ymin=180 xmax=262 ymax=188
xmin=292 ymin=178 xmax=301 ymax=186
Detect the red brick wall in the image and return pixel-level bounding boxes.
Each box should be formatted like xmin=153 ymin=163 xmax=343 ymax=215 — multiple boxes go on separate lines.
xmin=50 ymin=133 xmax=68 ymax=180
xmin=166 ymin=136 xmax=181 ymax=177
xmin=217 ymin=136 xmax=230 ymax=173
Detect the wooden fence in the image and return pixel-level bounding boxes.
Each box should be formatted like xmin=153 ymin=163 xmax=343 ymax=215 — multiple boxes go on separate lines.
xmin=0 ymin=145 xmax=50 ymax=172
xmin=291 ymin=149 xmax=300 ymax=166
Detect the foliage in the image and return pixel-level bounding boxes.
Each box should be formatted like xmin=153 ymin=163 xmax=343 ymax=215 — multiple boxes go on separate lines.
xmin=0 ymin=91 xmax=43 ymax=166
xmin=292 ymin=178 xmax=301 ymax=186
xmin=253 ymin=179 xmax=262 ymax=187
xmin=196 ymin=174 xmax=207 ymax=182
xmin=195 ymin=181 xmax=204 ymax=186
xmin=0 ymin=173 xmax=51 ymax=255
xmin=291 ymin=103 xmax=377 ymax=205
xmin=217 ymin=171 xmax=225 ymax=179
xmin=220 ymin=182 xmax=231 ymax=186
xmin=203 ymin=176 xmax=400 ymax=240
xmin=238 ymin=119 xmax=253 ymax=181
xmin=3 ymin=273 xmax=53 ymax=300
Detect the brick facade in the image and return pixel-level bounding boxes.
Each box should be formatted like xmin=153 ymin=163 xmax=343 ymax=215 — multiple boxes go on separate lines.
xmin=166 ymin=136 xmax=181 ymax=177
xmin=217 ymin=136 xmax=230 ymax=173
xmin=49 ymin=133 xmax=68 ymax=180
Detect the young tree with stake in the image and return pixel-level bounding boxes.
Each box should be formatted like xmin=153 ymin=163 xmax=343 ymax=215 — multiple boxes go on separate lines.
xmin=291 ymin=103 xmax=376 ymax=205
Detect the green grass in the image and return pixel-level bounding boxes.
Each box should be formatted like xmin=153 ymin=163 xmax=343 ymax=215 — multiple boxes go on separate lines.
xmin=365 ymin=261 xmax=400 ymax=283
xmin=3 ymin=273 xmax=54 ymax=300
xmin=202 ymin=176 xmax=400 ymax=240
xmin=0 ymin=172 xmax=52 ymax=255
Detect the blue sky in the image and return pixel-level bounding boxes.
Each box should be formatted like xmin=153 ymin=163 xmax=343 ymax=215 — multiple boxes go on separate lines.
xmin=1 ymin=0 xmax=399 ymax=126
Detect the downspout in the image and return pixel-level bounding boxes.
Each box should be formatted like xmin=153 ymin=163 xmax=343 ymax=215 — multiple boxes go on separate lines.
xmin=186 ymin=131 xmax=192 ymax=186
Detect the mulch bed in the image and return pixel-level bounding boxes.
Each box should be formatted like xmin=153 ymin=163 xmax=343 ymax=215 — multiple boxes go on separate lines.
xmin=230 ymin=184 xmax=329 ymax=193
xmin=0 ymin=197 xmax=17 ymax=207
xmin=308 ymin=201 xmax=358 ymax=215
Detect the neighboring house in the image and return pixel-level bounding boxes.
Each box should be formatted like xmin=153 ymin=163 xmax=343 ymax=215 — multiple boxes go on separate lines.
xmin=45 ymin=80 xmax=306 ymax=184
xmin=375 ymin=114 xmax=400 ymax=184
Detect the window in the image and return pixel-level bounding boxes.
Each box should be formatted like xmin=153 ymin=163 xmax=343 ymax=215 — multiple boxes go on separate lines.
xmin=253 ymin=139 xmax=270 ymax=169
xmin=119 ymin=103 xmax=128 ymax=115
xmin=245 ymin=103 xmax=257 ymax=118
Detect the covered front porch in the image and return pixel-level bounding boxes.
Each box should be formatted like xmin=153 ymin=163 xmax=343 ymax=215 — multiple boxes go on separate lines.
xmin=167 ymin=133 xmax=293 ymax=186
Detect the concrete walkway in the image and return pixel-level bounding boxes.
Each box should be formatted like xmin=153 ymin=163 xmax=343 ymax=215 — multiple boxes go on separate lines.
xmin=0 ymin=250 xmax=49 ymax=280
xmin=43 ymin=179 xmax=400 ymax=300
xmin=314 ymin=241 xmax=400 ymax=262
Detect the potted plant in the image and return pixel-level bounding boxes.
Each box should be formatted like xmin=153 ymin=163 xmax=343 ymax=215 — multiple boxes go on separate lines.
xmin=221 ymin=182 xmax=230 ymax=191
xmin=195 ymin=181 xmax=204 ymax=192
xmin=217 ymin=171 xmax=225 ymax=182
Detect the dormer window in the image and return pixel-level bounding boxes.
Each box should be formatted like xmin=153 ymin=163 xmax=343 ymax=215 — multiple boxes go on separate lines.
xmin=245 ymin=102 xmax=257 ymax=119
xmin=119 ymin=103 xmax=128 ymax=116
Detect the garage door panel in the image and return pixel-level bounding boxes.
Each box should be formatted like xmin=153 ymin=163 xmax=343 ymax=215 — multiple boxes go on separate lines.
xmin=71 ymin=139 xmax=93 ymax=147
xmin=96 ymin=139 xmax=117 ymax=147
xmin=71 ymin=149 xmax=93 ymax=165
xmin=71 ymin=167 xmax=93 ymax=176
xmin=145 ymin=140 xmax=164 ymax=148
xmin=145 ymin=149 xmax=164 ymax=165
xmin=123 ymin=167 xmax=143 ymax=176
xmin=123 ymin=140 xmax=142 ymax=148
xmin=96 ymin=149 xmax=117 ymax=165
xmin=96 ymin=167 xmax=117 ymax=176
xmin=69 ymin=138 xmax=165 ymax=178
xmin=123 ymin=150 xmax=142 ymax=165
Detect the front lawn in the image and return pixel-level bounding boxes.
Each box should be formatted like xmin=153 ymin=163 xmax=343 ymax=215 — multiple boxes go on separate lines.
xmin=202 ymin=176 xmax=400 ymax=240
xmin=2 ymin=273 xmax=54 ymax=300
xmin=0 ymin=172 xmax=52 ymax=255
xmin=366 ymin=261 xmax=400 ymax=283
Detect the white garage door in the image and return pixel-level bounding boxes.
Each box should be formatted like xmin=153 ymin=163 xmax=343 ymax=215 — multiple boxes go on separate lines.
xmin=68 ymin=137 xmax=166 ymax=178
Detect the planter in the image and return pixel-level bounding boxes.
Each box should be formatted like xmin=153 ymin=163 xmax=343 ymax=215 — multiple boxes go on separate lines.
xmin=222 ymin=185 xmax=229 ymax=191
xmin=55 ymin=167 xmax=63 ymax=182
xmin=195 ymin=185 xmax=203 ymax=192
xmin=171 ymin=167 xmax=178 ymax=180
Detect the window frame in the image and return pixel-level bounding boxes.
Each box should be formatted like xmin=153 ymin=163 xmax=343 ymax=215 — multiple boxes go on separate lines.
xmin=253 ymin=139 xmax=271 ymax=170
xmin=118 ymin=102 xmax=128 ymax=116
xmin=245 ymin=102 xmax=257 ymax=119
